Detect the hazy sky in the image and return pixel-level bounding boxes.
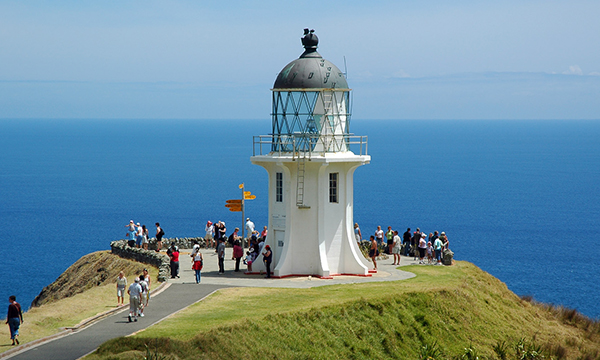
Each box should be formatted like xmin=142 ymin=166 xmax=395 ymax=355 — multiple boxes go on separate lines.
xmin=1 ymin=1 xmax=599 ymax=120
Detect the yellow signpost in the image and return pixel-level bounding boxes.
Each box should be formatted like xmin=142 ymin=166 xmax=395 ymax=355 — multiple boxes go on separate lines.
xmin=224 ymin=184 xmax=257 ymax=246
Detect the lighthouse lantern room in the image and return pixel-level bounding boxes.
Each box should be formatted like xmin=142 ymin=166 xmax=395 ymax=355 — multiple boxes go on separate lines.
xmin=251 ymin=29 xmax=371 ymax=278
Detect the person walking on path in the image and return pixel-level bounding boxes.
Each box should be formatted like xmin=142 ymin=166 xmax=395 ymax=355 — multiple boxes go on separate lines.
xmin=192 ymin=250 xmax=203 ymax=283
xmin=138 ymin=275 xmax=149 ymax=317
xmin=6 ymin=295 xmax=23 ymax=346
xmin=217 ymin=238 xmax=226 ymax=274
xmin=127 ymin=278 xmax=142 ymax=322
xmin=392 ymin=230 xmax=401 ymax=265
xmin=155 ymin=223 xmax=164 ymax=252
xmin=369 ymin=235 xmax=378 ymax=271
xmin=263 ymin=245 xmax=272 ymax=278
xmin=142 ymin=268 xmax=151 ymax=307
xmin=116 ymin=271 xmax=127 ymax=306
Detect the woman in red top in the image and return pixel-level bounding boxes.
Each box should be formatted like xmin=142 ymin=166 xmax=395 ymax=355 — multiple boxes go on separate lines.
xmin=168 ymin=243 xmax=180 ymax=279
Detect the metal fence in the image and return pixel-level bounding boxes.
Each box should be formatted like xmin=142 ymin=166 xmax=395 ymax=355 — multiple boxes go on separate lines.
xmin=252 ymin=134 xmax=368 ymax=158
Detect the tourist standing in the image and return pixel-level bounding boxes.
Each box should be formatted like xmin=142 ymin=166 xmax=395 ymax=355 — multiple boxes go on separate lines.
xmin=418 ymin=233 xmax=427 ymax=264
xmin=392 ymin=230 xmax=401 ymax=265
xmin=217 ymin=238 xmax=226 ymax=274
xmin=260 ymin=225 xmax=268 ymax=241
xmin=411 ymin=228 xmax=421 ymax=260
xmin=168 ymin=243 xmax=180 ymax=278
xmin=126 ymin=220 xmax=136 ymax=247
xmin=155 ymin=223 xmax=164 ymax=252
xmin=245 ymin=218 xmax=255 ymax=240
xmin=6 ymin=295 xmax=23 ymax=346
xmin=433 ymin=236 xmax=444 ymax=265
xmin=402 ymin=228 xmax=412 ymax=256
xmin=233 ymin=240 xmax=243 ymax=272
xmin=141 ymin=225 xmax=149 ymax=250
xmin=127 ymin=278 xmax=142 ymax=322
xmin=263 ymin=245 xmax=272 ymax=278
xmin=116 ymin=271 xmax=127 ymax=306
xmin=386 ymin=226 xmax=394 ymax=254
xmin=205 ymin=221 xmax=214 ymax=248
xmin=375 ymin=226 xmax=384 ymax=247
xmin=135 ymin=223 xmax=143 ymax=248
xmin=354 ymin=223 xmax=362 ymax=245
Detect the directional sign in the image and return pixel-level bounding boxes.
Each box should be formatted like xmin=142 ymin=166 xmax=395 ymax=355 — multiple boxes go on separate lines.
xmin=225 ymin=203 xmax=242 ymax=208
xmin=228 ymin=207 xmax=242 ymax=212
xmin=244 ymin=194 xmax=256 ymax=200
xmin=239 ymin=183 xmax=244 ymax=189
xmin=226 ymin=199 xmax=242 ymax=204
xmin=243 ymin=191 xmax=251 ymax=196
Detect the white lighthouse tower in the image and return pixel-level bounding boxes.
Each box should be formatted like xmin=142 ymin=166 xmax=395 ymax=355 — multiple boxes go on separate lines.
xmin=251 ymin=29 xmax=371 ymax=278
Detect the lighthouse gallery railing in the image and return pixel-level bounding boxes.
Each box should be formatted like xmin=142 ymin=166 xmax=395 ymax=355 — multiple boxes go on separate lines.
xmin=252 ymin=134 xmax=368 ymax=158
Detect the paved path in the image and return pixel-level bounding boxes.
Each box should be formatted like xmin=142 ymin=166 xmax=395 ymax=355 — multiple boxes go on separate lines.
xmin=4 ymin=248 xmax=423 ymax=360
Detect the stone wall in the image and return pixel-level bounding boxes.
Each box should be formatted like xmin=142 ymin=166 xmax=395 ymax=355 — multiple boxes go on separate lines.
xmin=110 ymin=240 xmax=172 ymax=282
xmin=110 ymin=237 xmax=211 ymax=282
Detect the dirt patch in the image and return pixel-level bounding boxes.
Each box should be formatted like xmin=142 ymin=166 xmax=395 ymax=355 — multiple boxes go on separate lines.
xmin=31 ymin=251 xmax=154 ymax=308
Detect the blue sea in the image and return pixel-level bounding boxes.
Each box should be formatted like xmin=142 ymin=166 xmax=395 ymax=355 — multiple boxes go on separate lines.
xmin=1 ymin=119 xmax=599 ymax=319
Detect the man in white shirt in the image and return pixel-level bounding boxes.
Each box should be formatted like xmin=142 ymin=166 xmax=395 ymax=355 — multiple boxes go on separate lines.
xmin=127 ymin=278 xmax=142 ymax=322
xmin=245 ymin=218 xmax=255 ymax=239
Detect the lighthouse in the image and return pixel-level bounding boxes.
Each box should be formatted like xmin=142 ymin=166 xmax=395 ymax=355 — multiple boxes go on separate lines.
xmin=251 ymin=29 xmax=371 ymax=278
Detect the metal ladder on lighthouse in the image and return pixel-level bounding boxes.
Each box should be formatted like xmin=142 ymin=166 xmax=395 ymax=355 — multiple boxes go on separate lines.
xmin=296 ymin=154 xmax=308 ymax=208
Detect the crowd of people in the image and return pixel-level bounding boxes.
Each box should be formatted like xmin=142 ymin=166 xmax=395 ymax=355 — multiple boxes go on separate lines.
xmin=125 ymin=220 xmax=164 ymax=251
xmin=354 ymin=223 xmax=451 ymax=270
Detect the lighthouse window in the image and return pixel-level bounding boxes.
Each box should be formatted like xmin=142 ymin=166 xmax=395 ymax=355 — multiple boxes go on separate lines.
xmin=276 ymin=172 xmax=283 ymax=202
xmin=329 ymin=173 xmax=338 ymax=203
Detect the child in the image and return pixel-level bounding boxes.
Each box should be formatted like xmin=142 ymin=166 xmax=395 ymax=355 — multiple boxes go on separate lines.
xmin=245 ymin=250 xmax=255 ymax=273
xmin=116 ymin=271 xmax=127 ymax=306
xmin=426 ymin=242 xmax=434 ymax=264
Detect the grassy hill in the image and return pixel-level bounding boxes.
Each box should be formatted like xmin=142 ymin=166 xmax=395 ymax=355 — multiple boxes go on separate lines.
xmin=88 ymin=262 xmax=600 ymax=360
xmin=0 ymin=251 xmax=158 ymax=354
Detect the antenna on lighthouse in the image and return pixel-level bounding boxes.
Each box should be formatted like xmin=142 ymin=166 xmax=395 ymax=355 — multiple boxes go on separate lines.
xmin=343 ymin=56 xmax=348 ymax=79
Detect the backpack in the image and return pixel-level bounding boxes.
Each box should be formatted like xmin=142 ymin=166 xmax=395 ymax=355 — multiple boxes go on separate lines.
xmin=159 ymin=228 xmax=165 ymax=237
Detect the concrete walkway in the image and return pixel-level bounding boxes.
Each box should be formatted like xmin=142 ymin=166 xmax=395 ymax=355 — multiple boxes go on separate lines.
xmin=4 ymin=248 xmax=423 ymax=360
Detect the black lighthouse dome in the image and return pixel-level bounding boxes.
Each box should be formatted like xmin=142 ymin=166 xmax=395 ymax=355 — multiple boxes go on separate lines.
xmin=273 ymin=29 xmax=348 ymax=89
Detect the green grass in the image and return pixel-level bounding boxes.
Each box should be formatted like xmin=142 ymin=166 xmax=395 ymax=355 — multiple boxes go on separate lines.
xmin=0 ymin=252 xmax=158 ymax=352
xmin=89 ymin=262 xmax=600 ymax=359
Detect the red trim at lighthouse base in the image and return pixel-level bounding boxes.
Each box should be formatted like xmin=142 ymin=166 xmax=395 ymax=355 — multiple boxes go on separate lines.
xmin=244 ymin=272 xmax=372 ymax=279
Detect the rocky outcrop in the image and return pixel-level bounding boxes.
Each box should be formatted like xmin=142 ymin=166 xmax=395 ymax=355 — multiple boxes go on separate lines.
xmin=31 ymin=251 xmax=148 ymax=308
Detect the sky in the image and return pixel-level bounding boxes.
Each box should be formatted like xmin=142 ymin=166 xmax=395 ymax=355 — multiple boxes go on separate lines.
xmin=0 ymin=0 xmax=599 ymax=120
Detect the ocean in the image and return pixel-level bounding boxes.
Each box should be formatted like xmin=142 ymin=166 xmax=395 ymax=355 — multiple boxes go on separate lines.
xmin=1 ymin=119 xmax=599 ymax=319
